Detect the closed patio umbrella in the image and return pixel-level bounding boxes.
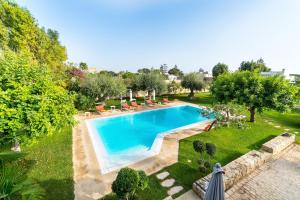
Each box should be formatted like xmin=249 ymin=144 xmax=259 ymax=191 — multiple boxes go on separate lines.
xmin=204 ymin=163 xmax=225 ymax=200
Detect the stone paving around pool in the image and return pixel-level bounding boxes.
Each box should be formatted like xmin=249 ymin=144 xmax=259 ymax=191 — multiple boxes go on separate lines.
xmin=73 ymin=101 xmax=210 ymax=199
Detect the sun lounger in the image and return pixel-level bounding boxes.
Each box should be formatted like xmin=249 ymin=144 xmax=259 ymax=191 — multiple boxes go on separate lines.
xmin=122 ymin=103 xmax=134 ymax=111
xmin=163 ymin=97 xmax=171 ymax=104
xmin=96 ymin=105 xmax=106 ymax=113
xmin=203 ymin=120 xmax=217 ymax=132
xmin=130 ymin=101 xmax=140 ymax=108
xmin=145 ymin=99 xmax=155 ymax=107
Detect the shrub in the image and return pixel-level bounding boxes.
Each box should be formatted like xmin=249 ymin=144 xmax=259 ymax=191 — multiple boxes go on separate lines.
xmin=0 ymin=51 xmax=76 ymax=145
xmin=137 ymin=170 xmax=149 ymax=191
xmin=193 ymin=140 xmax=205 ymax=155
xmin=206 ymin=143 xmax=216 ymax=157
xmin=112 ymin=168 xmax=148 ymax=200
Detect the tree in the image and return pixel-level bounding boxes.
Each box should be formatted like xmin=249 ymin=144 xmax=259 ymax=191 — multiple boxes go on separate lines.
xmin=239 ymin=58 xmax=271 ymax=72
xmin=168 ymin=65 xmax=184 ymax=79
xmin=0 ymin=1 xmax=67 ymax=71
xmin=133 ymin=71 xmax=167 ymax=96
xmin=79 ymin=62 xmax=88 ymax=70
xmin=212 ymin=63 xmax=228 ymax=78
xmin=137 ymin=68 xmax=151 ymax=74
xmin=0 ymin=51 xmax=76 ymax=145
xmin=112 ymin=168 xmax=148 ymax=200
xmin=80 ymin=73 xmax=126 ymax=102
xmin=193 ymin=140 xmax=205 ymax=158
xmin=0 ymin=151 xmax=45 ymax=199
xmin=212 ymin=71 xmax=298 ymax=122
xmin=181 ymin=72 xmax=205 ymax=98
xmin=205 ymin=143 xmax=216 ymax=157
xmin=167 ymin=81 xmax=182 ymax=94
xmin=160 ymin=64 xmax=168 ymax=74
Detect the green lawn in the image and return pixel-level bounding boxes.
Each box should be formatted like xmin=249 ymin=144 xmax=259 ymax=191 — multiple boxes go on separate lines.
xmin=16 ymin=92 xmax=299 ymax=200
xmin=103 ymin=93 xmax=300 ymax=199
xmin=22 ymin=127 xmax=74 ymax=200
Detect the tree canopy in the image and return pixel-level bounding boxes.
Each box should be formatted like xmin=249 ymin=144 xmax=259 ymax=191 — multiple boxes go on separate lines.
xmin=0 ymin=0 xmax=67 ymax=70
xmin=133 ymin=71 xmax=167 ymax=95
xmin=211 ymin=71 xmax=298 ymax=122
xmin=0 ymin=51 xmax=76 ymax=144
xmin=239 ymin=58 xmax=271 ymax=72
xmin=80 ymin=73 xmax=126 ymax=102
xmin=181 ymin=72 xmax=205 ymax=98
xmin=168 ymin=65 xmax=184 ymax=78
xmin=212 ymin=63 xmax=228 ymax=78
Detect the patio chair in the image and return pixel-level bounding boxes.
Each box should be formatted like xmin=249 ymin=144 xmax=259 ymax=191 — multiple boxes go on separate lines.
xmin=122 ymin=103 xmax=134 ymax=111
xmin=163 ymin=97 xmax=171 ymax=104
xmin=145 ymin=99 xmax=155 ymax=107
xmin=203 ymin=120 xmax=217 ymax=132
xmin=96 ymin=105 xmax=106 ymax=113
xmin=130 ymin=101 xmax=140 ymax=108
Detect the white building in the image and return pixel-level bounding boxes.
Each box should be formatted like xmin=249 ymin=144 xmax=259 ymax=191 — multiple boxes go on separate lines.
xmin=260 ymin=69 xmax=286 ymax=77
xmin=167 ymin=74 xmax=178 ymax=81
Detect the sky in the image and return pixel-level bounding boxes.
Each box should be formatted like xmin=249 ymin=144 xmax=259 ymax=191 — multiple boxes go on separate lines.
xmin=16 ymin=0 xmax=300 ymax=74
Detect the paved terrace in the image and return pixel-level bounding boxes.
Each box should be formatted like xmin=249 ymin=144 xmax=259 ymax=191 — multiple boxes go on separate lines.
xmin=178 ymin=135 xmax=300 ymax=200
xmin=73 ymin=101 xmax=211 ymax=200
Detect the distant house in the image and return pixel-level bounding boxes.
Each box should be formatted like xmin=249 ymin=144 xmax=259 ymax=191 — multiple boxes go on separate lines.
xmin=167 ymin=74 xmax=178 ymax=81
xmin=289 ymin=74 xmax=300 ymax=85
xmin=260 ymin=69 xmax=286 ymax=77
xmin=88 ymin=67 xmax=98 ymax=73
xmin=261 ymin=69 xmax=300 ymax=84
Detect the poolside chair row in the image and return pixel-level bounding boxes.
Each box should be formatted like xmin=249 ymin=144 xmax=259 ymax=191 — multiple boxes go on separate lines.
xmin=95 ymin=97 xmax=172 ymax=113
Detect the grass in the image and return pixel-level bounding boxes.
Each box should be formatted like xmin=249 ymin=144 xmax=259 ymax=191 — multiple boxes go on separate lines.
xmin=102 ymin=92 xmax=300 ymax=199
xmin=22 ymin=127 xmax=74 ymax=200
xmin=14 ymin=92 xmax=299 ymax=200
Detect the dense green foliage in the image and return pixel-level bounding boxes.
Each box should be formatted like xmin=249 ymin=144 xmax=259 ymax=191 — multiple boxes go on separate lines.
xmin=0 ymin=151 xmax=45 ymax=200
xmin=0 ymin=0 xmax=67 ymax=71
xmin=133 ymin=71 xmax=167 ymax=95
xmin=168 ymin=65 xmax=184 ymax=79
xmin=80 ymin=73 xmax=126 ymax=101
xmin=0 ymin=51 xmax=76 ymax=144
xmin=167 ymin=81 xmax=182 ymax=94
xmin=211 ymin=71 xmax=298 ymax=122
xmin=112 ymin=168 xmax=149 ymax=200
xmin=212 ymin=63 xmax=228 ymax=78
xmin=181 ymin=72 xmax=205 ymax=98
xmin=239 ymin=58 xmax=270 ymax=72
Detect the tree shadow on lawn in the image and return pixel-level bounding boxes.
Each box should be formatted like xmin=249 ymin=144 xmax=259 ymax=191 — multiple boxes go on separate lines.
xmin=247 ymin=135 xmax=276 ymax=150
xmin=39 ymin=178 xmax=74 ymax=200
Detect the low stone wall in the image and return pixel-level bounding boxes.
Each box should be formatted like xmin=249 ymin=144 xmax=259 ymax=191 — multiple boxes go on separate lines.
xmin=193 ymin=134 xmax=296 ymax=199
xmin=262 ymin=134 xmax=295 ymax=155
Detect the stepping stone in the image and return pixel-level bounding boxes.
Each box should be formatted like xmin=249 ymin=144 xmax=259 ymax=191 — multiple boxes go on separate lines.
xmin=167 ymin=186 xmax=184 ymax=196
xmin=274 ymin=125 xmax=281 ymax=128
xmin=284 ymin=129 xmax=290 ymax=131
xmin=161 ymin=178 xmax=175 ymax=188
xmin=295 ymin=132 xmax=299 ymax=134
xmin=156 ymin=171 xmax=169 ymax=180
xmin=163 ymin=196 xmax=173 ymax=200
xmin=187 ymin=159 xmax=191 ymax=163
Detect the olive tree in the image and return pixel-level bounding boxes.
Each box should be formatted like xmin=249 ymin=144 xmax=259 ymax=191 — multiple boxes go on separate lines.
xmin=181 ymin=72 xmax=205 ymax=98
xmin=80 ymin=73 xmax=127 ymax=102
xmin=212 ymin=71 xmax=298 ymax=122
xmin=133 ymin=71 xmax=167 ymax=97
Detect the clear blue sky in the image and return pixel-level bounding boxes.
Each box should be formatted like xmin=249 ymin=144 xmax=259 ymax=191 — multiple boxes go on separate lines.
xmin=16 ymin=0 xmax=300 ymax=74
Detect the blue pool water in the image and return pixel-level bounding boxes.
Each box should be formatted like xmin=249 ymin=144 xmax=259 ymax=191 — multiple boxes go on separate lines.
xmin=87 ymin=105 xmax=213 ymax=173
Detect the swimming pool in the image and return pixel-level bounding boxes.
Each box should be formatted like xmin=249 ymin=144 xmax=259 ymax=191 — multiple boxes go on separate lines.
xmin=86 ymin=105 xmax=213 ymax=174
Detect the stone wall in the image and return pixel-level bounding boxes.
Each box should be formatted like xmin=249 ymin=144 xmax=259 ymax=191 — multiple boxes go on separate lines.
xmin=193 ymin=133 xmax=296 ymax=199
